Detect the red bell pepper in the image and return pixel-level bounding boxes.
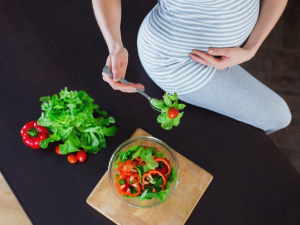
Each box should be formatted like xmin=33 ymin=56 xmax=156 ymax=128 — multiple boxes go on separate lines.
xmin=117 ymin=159 xmax=138 ymax=173
xmin=135 ymin=157 xmax=146 ymax=166
xmin=155 ymin=158 xmax=171 ymax=177
xmin=20 ymin=121 xmax=49 ymax=149
xmin=141 ymin=170 xmax=167 ymax=192
xmin=116 ymin=172 xmax=141 ymax=197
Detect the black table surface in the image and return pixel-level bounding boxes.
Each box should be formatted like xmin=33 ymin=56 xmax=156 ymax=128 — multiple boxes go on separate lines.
xmin=1 ymin=0 xmax=300 ymax=224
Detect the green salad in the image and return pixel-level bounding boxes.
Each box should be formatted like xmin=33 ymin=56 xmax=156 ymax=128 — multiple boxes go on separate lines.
xmin=37 ymin=87 xmax=117 ymax=154
xmin=115 ymin=145 xmax=177 ymax=202
xmin=150 ymin=92 xmax=186 ymax=130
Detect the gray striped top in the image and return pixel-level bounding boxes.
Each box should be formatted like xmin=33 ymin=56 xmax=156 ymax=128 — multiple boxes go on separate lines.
xmin=137 ymin=0 xmax=260 ymax=95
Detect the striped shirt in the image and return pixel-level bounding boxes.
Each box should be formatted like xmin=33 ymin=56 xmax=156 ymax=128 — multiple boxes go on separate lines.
xmin=137 ymin=0 xmax=260 ymax=95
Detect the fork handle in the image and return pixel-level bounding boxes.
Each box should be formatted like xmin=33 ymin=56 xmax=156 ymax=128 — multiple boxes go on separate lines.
xmin=102 ymin=66 xmax=151 ymax=100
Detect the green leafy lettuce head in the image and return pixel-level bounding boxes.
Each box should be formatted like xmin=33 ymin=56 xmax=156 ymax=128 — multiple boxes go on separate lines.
xmin=37 ymin=87 xmax=117 ymax=154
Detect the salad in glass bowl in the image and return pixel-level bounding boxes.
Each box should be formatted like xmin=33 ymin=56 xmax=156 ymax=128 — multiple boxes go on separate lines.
xmin=108 ymin=136 xmax=179 ymax=208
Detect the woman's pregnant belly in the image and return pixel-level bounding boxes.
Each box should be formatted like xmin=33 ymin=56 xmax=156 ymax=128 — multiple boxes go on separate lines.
xmin=137 ymin=0 xmax=260 ymax=94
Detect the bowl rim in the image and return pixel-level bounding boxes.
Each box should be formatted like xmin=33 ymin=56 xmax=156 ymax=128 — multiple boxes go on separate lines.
xmin=108 ymin=136 xmax=180 ymax=208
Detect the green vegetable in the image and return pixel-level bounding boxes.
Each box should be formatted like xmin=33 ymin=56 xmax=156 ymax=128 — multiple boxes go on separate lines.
xmin=136 ymin=165 xmax=143 ymax=183
xmin=115 ymin=145 xmax=142 ymax=168
xmin=139 ymin=166 xmax=177 ymax=202
xmin=37 ymin=87 xmax=117 ymax=154
xmin=139 ymin=188 xmax=169 ymax=202
xmin=118 ymin=178 xmax=125 ymax=185
xmin=150 ymin=92 xmax=186 ymax=130
xmin=139 ymin=169 xmax=177 ymax=202
xmin=115 ymin=145 xmax=177 ymax=202
xmin=154 ymin=151 xmax=166 ymax=159
xmin=130 ymin=147 xmax=159 ymax=173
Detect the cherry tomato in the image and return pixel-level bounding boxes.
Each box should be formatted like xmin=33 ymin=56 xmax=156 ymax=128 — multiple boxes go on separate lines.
xmin=77 ymin=150 xmax=87 ymax=162
xmin=55 ymin=145 xmax=63 ymax=155
xmin=68 ymin=154 xmax=77 ymax=164
xmin=167 ymin=107 xmax=179 ymax=119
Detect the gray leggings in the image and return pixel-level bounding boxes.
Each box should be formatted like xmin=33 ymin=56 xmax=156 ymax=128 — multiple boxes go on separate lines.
xmin=179 ymin=65 xmax=292 ymax=135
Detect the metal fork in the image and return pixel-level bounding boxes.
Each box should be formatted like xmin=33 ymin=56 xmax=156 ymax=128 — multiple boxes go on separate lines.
xmin=102 ymin=66 xmax=161 ymax=112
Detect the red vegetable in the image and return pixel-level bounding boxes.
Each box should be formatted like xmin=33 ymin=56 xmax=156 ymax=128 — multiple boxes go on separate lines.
xmin=155 ymin=158 xmax=171 ymax=177
xmin=55 ymin=145 xmax=63 ymax=155
xmin=117 ymin=159 xmax=138 ymax=173
xmin=116 ymin=172 xmax=141 ymax=197
xmin=77 ymin=150 xmax=87 ymax=162
xmin=142 ymin=170 xmax=166 ymax=192
xmin=117 ymin=182 xmax=130 ymax=195
xmin=20 ymin=121 xmax=49 ymax=149
xmin=167 ymin=107 xmax=179 ymax=119
xmin=135 ymin=157 xmax=146 ymax=166
xmin=67 ymin=154 xmax=77 ymax=164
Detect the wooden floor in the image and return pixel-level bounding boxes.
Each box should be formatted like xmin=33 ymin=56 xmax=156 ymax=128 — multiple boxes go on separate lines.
xmin=0 ymin=172 xmax=31 ymax=225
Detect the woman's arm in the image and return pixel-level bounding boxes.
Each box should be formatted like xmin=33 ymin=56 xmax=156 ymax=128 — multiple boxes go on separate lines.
xmin=243 ymin=0 xmax=288 ymax=56
xmin=92 ymin=0 xmax=144 ymax=92
xmin=189 ymin=0 xmax=288 ymax=70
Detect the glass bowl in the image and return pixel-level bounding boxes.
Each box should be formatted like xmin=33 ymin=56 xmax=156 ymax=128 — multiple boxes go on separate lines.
xmin=108 ymin=136 xmax=180 ymax=208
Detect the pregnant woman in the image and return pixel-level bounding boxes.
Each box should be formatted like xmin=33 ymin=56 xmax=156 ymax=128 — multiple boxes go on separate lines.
xmin=92 ymin=0 xmax=291 ymax=134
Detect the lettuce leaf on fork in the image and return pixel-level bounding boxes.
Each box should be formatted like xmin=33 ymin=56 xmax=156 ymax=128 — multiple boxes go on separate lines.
xmin=150 ymin=92 xmax=186 ymax=130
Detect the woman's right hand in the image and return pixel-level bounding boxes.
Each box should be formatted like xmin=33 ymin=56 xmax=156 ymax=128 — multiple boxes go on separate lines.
xmin=102 ymin=46 xmax=145 ymax=93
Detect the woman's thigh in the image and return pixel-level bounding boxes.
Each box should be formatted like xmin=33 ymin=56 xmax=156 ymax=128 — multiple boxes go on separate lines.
xmin=179 ymin=65 xmax=292 ymax=134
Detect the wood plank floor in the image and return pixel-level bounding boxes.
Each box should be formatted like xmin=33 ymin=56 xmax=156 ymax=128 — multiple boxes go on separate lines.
xmin=0 ymin=172 xmax=31 ymax=225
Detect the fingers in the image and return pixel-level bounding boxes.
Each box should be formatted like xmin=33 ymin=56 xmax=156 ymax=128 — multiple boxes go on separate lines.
xmin=102 ymin=72 xmax=145 ymax=93
xmin=189 ymin=50 xmax=227 ymax=70
xmin=111 ymin=57 xmax=126 ymax=82
xmin=192 ymin=50 xmax=218 ymax=65
xmin=207 ymin=48 xmax=229 ymax=56
xmin=189 ymin=54 xmax=209 ymax=67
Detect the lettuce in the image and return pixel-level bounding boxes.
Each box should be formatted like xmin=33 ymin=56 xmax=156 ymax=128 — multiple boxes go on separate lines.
xmin=37 ymin=87 xmax=117 ymax=154
xmin=115 ymin=145 xmax=178 ymax=202
xmin=131 ymin=147 xmax=159 ymax=173
xmin=150 ymin=92 xmax=186 ymax=130
xmin=139 ymin=167 xmax=177 ymax=202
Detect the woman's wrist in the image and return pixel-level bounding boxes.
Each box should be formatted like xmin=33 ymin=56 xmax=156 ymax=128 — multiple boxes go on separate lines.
xmin=242 ymin=44 xmax=258 ymax=61
xmin=109 ymin=42 xmax=123 ymax=54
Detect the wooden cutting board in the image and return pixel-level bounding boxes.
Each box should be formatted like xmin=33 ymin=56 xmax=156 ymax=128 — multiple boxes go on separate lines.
xmin=86 ymin=128 xmax=213 ymax=225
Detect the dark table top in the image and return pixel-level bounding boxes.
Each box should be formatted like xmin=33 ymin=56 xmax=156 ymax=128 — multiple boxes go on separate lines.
xmin=1 ymin=0 xmax=300 ymax=224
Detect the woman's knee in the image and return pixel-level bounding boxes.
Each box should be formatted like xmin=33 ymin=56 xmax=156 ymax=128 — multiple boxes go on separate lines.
xmin=268 ymin=96 xmax=292 ymax=132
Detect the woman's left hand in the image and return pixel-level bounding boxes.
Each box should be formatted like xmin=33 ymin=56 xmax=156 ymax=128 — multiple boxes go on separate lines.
xmin=189 ymin=47 xmax=255 ymax=70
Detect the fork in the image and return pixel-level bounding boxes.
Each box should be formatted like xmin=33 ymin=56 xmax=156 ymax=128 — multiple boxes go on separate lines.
xmin=102 ymin=66 xmax=161 ymax=112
